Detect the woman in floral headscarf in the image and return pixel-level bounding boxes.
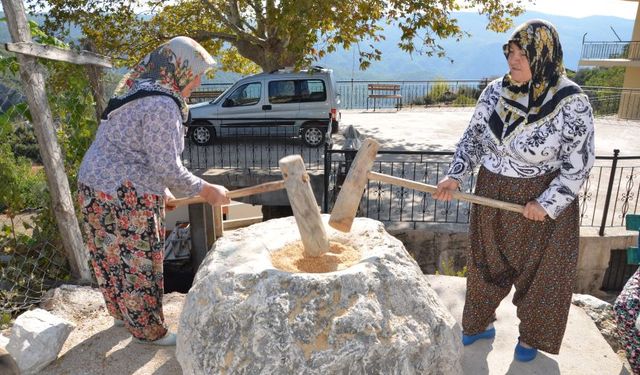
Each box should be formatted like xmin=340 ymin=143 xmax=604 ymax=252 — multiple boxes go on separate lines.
xmin=77 ymin=37 xmax=229 ymax=346
xmin=433 ymin=19 xmax=595 ymax=361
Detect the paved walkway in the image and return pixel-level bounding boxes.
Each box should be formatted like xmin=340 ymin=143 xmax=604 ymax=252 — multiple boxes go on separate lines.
xmin=426 ymin=275 xmax=629 ymax=375
xmin=338 ymin=108 xmax=640 ymax=160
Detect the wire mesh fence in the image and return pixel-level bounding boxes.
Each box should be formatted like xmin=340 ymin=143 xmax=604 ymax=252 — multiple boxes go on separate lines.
xmin=0 ymin=64 xmax=107 ymax=324
xmin=0 ymin=209 xmax=72 ymax=320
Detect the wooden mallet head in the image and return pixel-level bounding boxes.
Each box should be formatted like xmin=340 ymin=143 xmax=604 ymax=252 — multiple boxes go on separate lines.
xmin=328 ymin=138 xmax=380 ymax=232
xmin=280 ymin=155 xmax=330 ymax=257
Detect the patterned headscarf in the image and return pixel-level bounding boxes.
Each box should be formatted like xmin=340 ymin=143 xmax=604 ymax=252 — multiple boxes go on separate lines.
xmin=501 ymin=19 xmax=566 ymax=107
xmin=489 ymin=19 xmax=581 ymax=142
xmin=102 ymin=36 xmax=215 ymax=123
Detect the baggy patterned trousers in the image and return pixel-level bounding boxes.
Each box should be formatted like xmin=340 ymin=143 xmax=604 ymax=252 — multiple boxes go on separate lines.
xmin=462 ymin=167 xmax=579 ymax=354
xmin=78 ymin=181 xmax=168 ymax=341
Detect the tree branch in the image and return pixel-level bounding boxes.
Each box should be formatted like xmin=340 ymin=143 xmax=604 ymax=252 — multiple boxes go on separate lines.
xmin=158 ymin=30 xmax=239 ymax=43
xmin=200 ymin=0 xmax=266 ymax=46
xmin=248 ymin=0 xmax=266 ymax=37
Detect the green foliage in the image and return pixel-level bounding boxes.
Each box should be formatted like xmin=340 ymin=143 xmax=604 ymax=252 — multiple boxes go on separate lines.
xmin=0 ymin=312 xmax=11 ymax=328
xmin=412 ymin=81 xmax=480 ymax=107
xmin=0 ymin=144 xmax=47 ymax=216
xmin=453 ymin=94 xmax=476 ymax=106
xmin=573 ymin=67 xmax=625 ymax=88
xmin=435 ymin=257 xmax=468 ymax=277
xmin=26 ymin=0 xmax=530 ymax=72
xmin=572 ymin=67 xmax=625 ymax=116
xmin=0 ymin=21 xmax=90 ymax=304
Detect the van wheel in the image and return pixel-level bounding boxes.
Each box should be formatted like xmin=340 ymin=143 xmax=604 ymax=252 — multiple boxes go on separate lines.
xmin=301 ymin=125 xmax=325 ymax=147
xmin=190 ymin=124 xmax=215 ymax=146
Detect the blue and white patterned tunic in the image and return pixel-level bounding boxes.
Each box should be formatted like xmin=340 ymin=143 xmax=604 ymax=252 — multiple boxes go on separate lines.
xmin=78 ymin=95 xmax=203 ymax=197
xmin=447 ymin=77 xmax=595 ymax=219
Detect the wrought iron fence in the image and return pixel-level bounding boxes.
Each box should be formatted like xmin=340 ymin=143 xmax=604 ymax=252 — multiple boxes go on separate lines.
xmin=323 ymin=149 xmax=640 ymax=234
xmin=182 ymin=125 xmax=329 ymax=170
xmin=580 ymin=41 xmax=640 ymax=60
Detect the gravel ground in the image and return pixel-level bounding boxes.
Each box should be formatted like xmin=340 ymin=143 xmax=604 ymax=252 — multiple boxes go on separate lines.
xmin=37 ymin=286 xmax=185 ymax=375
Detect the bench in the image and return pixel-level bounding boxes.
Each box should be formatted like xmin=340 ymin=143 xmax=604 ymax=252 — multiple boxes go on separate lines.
xmin=188 ymin=90 xmax=224 ymax=104
xmin=367 ymin=84 xmax=402 ymax=111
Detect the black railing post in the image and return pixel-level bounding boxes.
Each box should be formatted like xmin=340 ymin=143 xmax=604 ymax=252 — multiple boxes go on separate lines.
xmin=350 ymin=78 xmax=354 ymax=110
xmin=599 ymin=149 xmax=620 ymax=236
xmin=323 ymin=141 xmax=331 ymax=213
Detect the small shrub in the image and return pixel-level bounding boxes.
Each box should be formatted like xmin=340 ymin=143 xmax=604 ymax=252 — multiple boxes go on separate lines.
xmin=453 ymin=95 xmax=476 ymax=107
xmin=435 ymin=257 xmax=468 ymax=277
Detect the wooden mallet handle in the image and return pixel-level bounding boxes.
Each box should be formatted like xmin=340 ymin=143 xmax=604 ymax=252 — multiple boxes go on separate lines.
xmin=368 ymin=171 xmax=525 ymax=214
xmin=167 ymin=180 xmax=286 ymax=208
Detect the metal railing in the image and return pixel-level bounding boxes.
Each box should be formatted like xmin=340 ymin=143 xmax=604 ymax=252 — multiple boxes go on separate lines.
xmin=582 ymin=86 xmax=640 ymax=118
xmin=580 ymin=41 xmax=640 ymax=60
xmin=197 ymin=81 xmax=638 ymax=115
xmin=323 ymin=149 xmax=640 ymax=235
xmin=335 ymin=79 xmax=489 ymax=109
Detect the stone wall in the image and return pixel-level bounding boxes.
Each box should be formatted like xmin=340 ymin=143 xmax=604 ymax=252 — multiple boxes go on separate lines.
xmin=385 ymin=222 xmax=639 ymax=295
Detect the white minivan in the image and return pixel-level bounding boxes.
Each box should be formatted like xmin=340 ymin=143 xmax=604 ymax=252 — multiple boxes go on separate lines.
xmin=187 ymin=66 xmax=341 ymax=147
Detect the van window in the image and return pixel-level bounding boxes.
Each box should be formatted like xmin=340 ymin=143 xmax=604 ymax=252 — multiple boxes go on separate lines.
xmin=223 ymin=82 xmax=261 ymax=107
xmin=300 ymin=80 xmax=326 ymax=102
xmin=268 ymin=79 xmax=327 ymax=104
xmin=269 ymin=80 xmax=297 ymax=104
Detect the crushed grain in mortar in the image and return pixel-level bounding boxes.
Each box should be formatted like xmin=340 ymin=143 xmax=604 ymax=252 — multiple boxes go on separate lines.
xmin=271 ymin=241 xmax=360 ymax=273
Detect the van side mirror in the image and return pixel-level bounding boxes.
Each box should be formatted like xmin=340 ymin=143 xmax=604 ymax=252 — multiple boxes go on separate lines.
xmin=222 ymin=98 xmax=235 ymax=107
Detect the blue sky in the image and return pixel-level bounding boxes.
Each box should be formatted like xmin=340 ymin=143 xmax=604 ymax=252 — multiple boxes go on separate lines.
xmin=511 ymin=0 xmax=637 ymax=20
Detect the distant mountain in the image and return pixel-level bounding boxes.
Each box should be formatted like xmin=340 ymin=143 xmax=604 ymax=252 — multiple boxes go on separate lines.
xmin=318 ymin=11 xmax=635 ymax=80
xmin=2 ymin=10 xmax=633 ymax=81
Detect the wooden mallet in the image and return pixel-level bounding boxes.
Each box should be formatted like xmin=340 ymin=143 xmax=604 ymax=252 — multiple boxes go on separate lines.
xmin=328 ymin=138 xmax=525 ymax=232
xmin=279 ymin=155 xmax=330 ymax=257
xmin=168 ymin=156 xmax=330 ymax=257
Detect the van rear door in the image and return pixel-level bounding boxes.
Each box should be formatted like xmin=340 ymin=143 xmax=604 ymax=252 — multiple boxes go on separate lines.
xmin=298 ymin=78 xmax=331 ymax=131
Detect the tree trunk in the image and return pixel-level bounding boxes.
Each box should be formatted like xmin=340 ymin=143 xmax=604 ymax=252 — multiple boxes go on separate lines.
xmin=233 ymin=38 xmax=299 ymax=72
xmin=82 ymin=39 xmax=107 ymax=121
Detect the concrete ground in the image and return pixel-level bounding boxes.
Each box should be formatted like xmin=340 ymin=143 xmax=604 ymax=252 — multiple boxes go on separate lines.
xmin=426 ymin=275 xmax=629 ymax=375
xmin=338 ymin=107 xmax=640 ymax=161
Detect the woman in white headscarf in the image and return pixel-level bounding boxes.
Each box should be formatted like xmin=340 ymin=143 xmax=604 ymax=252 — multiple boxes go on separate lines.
xmin=77 ymin=37 xmax=229 ymax=346
xmin=433 ymin=19 xmax=595 ymax=361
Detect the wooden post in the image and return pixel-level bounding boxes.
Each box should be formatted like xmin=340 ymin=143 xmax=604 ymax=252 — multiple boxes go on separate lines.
xmin=1 ymin=0 xmax=93 ymax=281
xmin=279 ymin=155 xmax=329 ymax=257
xmin=213 ymin=205 xmax=224 ymax=238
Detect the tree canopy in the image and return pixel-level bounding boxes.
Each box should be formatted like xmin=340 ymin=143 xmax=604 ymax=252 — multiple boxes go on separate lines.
xmin=27 ymin=0 xmax=529 ymax=73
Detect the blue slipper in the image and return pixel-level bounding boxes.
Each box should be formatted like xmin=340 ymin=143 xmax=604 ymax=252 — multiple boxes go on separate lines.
xmin=462 ymin=327 xmax=496 ymax=346
xmin=514 ymin=339 xmax=538 ymax=362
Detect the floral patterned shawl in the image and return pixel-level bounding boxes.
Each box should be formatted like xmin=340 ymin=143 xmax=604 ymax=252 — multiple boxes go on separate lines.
xmin=490 ymin=19 xmax=582 ymax=142
xmin=102 ymin=36 xmax=215 ymax=123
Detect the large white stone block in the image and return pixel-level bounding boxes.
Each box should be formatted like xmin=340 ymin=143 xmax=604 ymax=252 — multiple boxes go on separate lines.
xmin=177 ymin=216 xmax=462 ymax=374
xmin=7 ymin=308 xmax=75 ymax=375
